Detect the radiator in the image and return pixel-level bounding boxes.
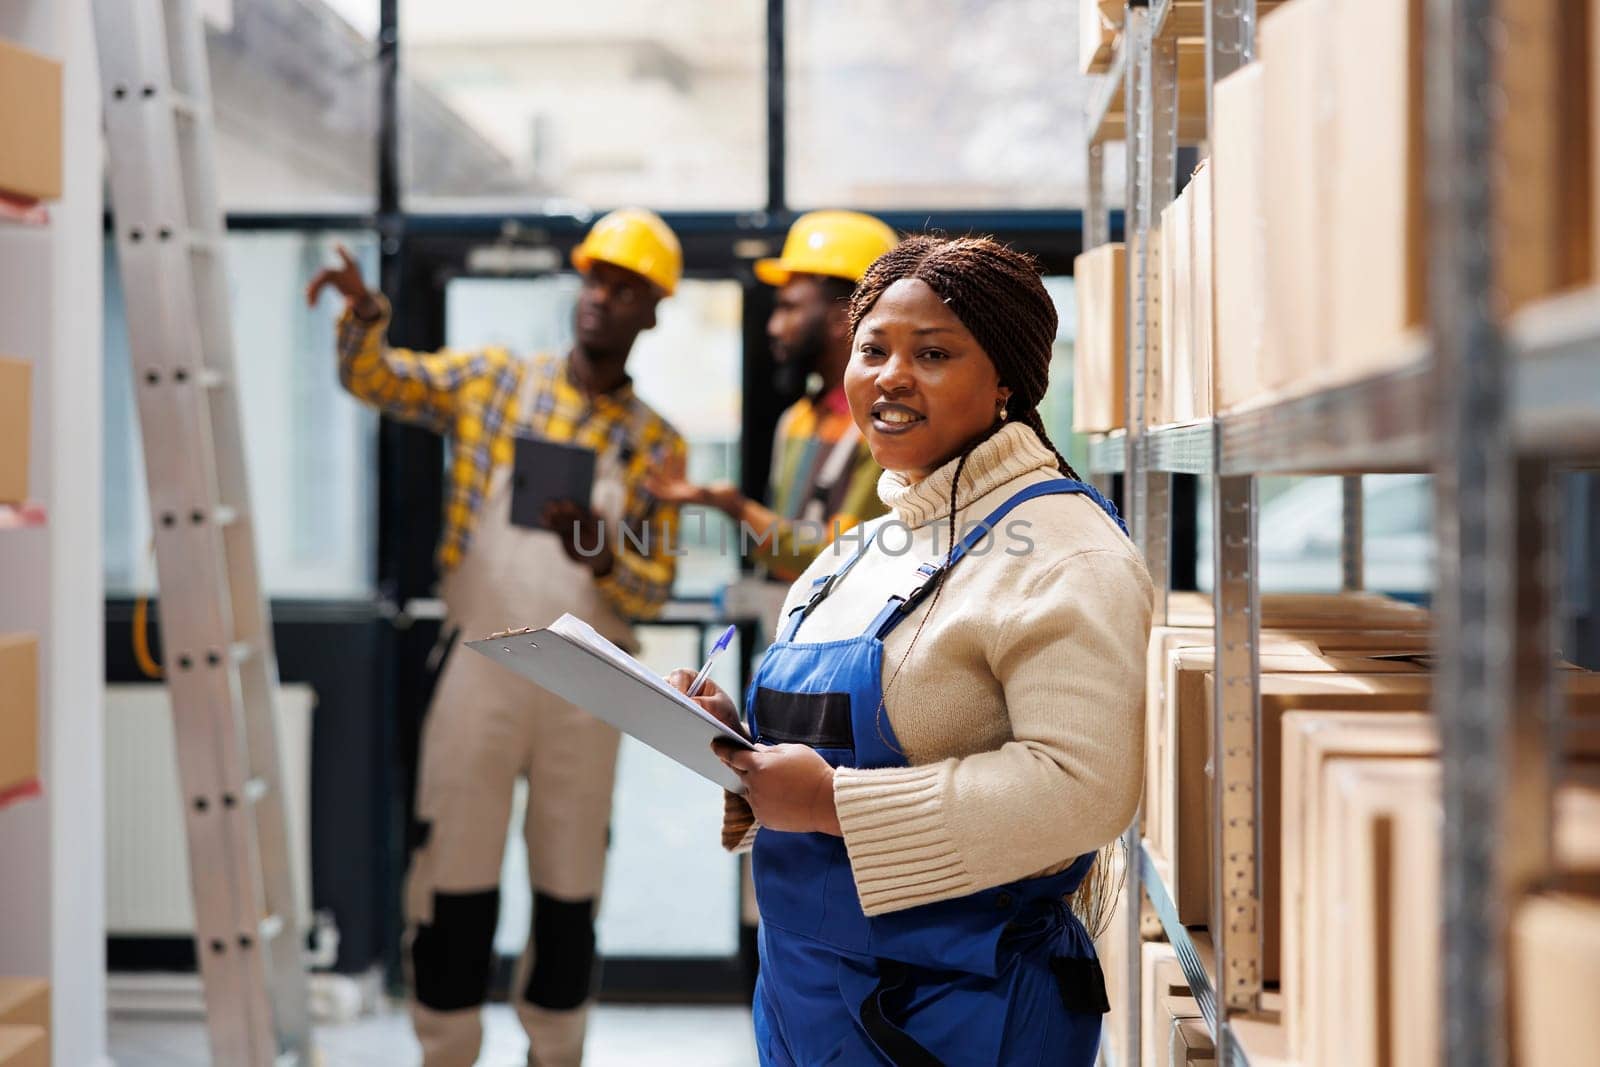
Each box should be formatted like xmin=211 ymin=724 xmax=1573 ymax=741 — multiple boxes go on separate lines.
xmin=105 ymin=682 xmax=315 ymax=937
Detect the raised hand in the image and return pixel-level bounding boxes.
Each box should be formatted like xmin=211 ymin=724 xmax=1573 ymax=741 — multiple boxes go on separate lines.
xmin=643 ymin=449 xmax=702 ymax=505
xmin=305 ymin=242 xmax=378 ymax=317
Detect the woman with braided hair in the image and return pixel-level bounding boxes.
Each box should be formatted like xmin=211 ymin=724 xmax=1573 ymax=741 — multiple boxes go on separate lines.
xmin=667 ymin=236 xmax=1152 ymax=1065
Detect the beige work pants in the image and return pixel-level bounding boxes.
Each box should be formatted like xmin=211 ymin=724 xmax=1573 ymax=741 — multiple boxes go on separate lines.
xmin=405 ymin=456 xmax=633 ymax=1067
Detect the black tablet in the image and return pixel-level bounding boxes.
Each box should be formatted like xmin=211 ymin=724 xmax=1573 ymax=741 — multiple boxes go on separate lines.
xmin=510 ymin=436 xmax=598 ymax=530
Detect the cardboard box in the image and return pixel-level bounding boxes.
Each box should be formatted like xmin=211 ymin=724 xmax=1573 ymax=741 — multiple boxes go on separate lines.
xmin=1279 ymin=712 xmax=1437 ymax=1059
xmin=1557 ymin=0 xmax=1595 ymax=290
xmin=1389 ymin=788 xmax=1442 ymax=1067
xmin=0 ymin=358 xmax=31 ymax=505
xmin=1079 ymin=0 xmax=1119 ymax=75
xmin=1166 ymin=661 xmax=1431 ymax=936
xmin=1557 ymin=783 xmax=1600 ymax=864
xmin=1141 ymin=942 xmax=1190 ymax=1067
xmin=1170 ymin=1018 xmax=1216 ymax=1064
xmin=1328 ymin=0 xmax=1427 ymax=384
xmin=1160 ymin=193 xmax=1190 ymax=426
xmin=1512 ymin=890 xmax=1600 ymax=1067
xmin=1143 ymin=630 xmax=1343 ymax=872
xmin=0 ymin=982 xmax=46 ymax=1032
xmin=1073 ymin=243 xmax=1128 ymax=433
xmin=1096 ymin=849 xmax=1133 ymax=1066
xmin=1141 ymin=613 xmax=1431 ymax=881
xmin=0 ymin=1025 xmax=44 ymax=1067
xmin=1159 ymin=996 xmax=1207 ymax=1067
xmin=1498 ymin=0 xmax=1592 ymax=309
xmin=1163 ymin=590 xmax=1430 ymax=631
xmin=1211 ymin=64 xmax=1266 ymax=413
xmin=0 ymin=635 xmax=39 ymax=801
xmin=1317 ymin=759 xmax=1439 ymax=1067
xmin=0 ymin=40 xmax=61 ymax=202
xmin=1260 ymin=0 xmax=1332 ymax=397
xmin=1593 ymin=0 xmax=1600 ymax=284
xmin=1189 ymin=163 xmax=1214 ymax=420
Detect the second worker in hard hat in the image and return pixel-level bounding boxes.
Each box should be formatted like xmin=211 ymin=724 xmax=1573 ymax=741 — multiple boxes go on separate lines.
xmin=648 ymin=210 xmax=899 ymax=586
xmin=307 ymin=209 xmax=688 ymax=1067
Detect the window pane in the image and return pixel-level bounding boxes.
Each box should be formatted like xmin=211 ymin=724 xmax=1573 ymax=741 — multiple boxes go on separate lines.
xmin=402 ymin=3 xmax=766 ymax=210
xmin=445 ymin=276 xmax=744 ymax=597
xmin=1196 ymin=475 xmax=1435 ymax=596
xmin=788 ymin=0 xmax=1111 ymax=209
xmin=493 ymin=626 xmax=742 ymax=959
xmin=104 ymin=232 xmax=379 ymax=597
xmin=204 ymin=0 xmax=379 ymax=211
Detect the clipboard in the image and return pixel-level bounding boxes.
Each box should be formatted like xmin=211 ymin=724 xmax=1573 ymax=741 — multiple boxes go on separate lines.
xmin=510 ymin=436 xmax=598 ymax=530
xmin=467 ymin=613 xmax=755 ymax=793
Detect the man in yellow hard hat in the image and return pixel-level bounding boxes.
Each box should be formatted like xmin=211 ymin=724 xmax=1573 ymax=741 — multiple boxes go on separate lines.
xmin=649 ymin=210 xmax=898 ymax=586
xmin=307 ymin=209 xmax=687 ymax=1067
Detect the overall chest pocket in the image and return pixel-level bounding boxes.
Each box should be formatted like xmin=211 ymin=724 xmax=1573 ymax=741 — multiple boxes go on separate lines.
xmin=753 ymin=687 xmax=855 ymax=750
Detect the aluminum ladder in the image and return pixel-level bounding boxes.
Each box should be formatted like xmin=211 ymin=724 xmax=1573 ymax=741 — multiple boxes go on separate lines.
xmin=91 ymin=1 xmax=312 ymax=1061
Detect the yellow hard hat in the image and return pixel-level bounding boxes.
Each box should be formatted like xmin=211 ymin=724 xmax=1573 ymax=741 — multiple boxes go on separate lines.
xmin=755 ymin=210 xmax=899 ymax=287
xmin=571 ymin=208 xmax=683 ymax=296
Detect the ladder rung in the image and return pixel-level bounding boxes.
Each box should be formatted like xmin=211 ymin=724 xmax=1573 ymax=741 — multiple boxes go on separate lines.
xmin=243 ymin=777 xmax=269 ymax=804
xmin=258 ymin=914 xmax=286 ymax=942
xmin=229 ymin=641 xmax=255 ymax=664
xmin=213 ymin=505 xmax=239 ymax=527
xmin=198 ymin=367 xmax=226 ymax=389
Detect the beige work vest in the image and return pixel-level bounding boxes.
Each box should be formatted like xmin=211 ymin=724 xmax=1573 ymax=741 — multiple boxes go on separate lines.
xmin=439 ymin=362 xmax=640 ymax=653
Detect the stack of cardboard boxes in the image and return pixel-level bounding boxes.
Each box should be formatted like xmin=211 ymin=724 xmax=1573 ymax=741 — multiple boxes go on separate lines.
xmin=1074 ymin=0 xmax=1597 ymax=422
xmin=1135 ymin=589 xmax=1600 ymax=1065
xmin=0 ymin=35 xmax=57 ymax=1064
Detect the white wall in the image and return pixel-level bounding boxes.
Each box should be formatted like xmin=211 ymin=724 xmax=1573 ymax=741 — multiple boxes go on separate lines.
xmin=0 ymin=1 xmax=108 ymax=1064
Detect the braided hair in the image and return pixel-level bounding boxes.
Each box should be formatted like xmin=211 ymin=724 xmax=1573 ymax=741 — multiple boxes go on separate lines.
xmin=850 ymin=236 xmax=1121 ymax=938
xmin=848 ymin=235 xmax=1083 ymax=555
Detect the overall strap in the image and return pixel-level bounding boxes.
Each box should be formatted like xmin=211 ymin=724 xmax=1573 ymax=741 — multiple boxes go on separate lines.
xmin=865 ymin=478 xmax=1122 ymax=641
xmin=776 ymin=522 xmax=886 ymax=642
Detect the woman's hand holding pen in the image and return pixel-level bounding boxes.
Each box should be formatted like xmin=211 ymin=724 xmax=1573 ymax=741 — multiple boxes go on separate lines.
xmin=664 ymin=670 xmax=747 ymax=740
xmin=663 ymin=670 xmax=842 ymax=837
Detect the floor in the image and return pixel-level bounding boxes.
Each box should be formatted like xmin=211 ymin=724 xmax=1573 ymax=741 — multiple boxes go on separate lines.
xmin=109 ymin=1003 xmax=759 ymax=1066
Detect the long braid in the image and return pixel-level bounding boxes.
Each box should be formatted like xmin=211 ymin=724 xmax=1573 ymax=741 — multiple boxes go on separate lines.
xmin=851 ymin=234 xmax=1114 ymax=930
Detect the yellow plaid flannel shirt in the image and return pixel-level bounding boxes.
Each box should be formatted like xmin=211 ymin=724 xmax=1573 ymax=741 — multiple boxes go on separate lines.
xmin=336 ymin=296 xmax=686 ymax=620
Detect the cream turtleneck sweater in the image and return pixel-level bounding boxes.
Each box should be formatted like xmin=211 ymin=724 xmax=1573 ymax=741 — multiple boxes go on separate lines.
xmin=728 ymin=423 xmax=1154 ymax=917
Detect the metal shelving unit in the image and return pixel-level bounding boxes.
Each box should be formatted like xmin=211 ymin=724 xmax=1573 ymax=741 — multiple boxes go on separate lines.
xmin=1082 ymin=0 xmax=1597 ymax=1063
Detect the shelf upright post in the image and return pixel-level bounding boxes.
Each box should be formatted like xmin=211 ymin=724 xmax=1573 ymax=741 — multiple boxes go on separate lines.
xmin=1509 ymin=462 xmax=1563 ymax=887
xmin=1119 ymin=10 xmax=1150 ymax=1066
xmin=1204 ymin=0 xmax=1255 ymax=141
xmin=1426 ymin=0 xmax=1514 ymax=1057
xmin=1139 ymin=22 xmax=1179 ymax=626
xmin=1340 ymin=476 xmax=1364 ymax=591
xmin=1211 ymin=453 xmax=1262 ymax=1041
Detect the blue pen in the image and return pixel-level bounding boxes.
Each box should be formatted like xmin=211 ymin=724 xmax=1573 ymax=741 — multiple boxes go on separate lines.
xmin=686 ymin=624 xmax=738 ymax=698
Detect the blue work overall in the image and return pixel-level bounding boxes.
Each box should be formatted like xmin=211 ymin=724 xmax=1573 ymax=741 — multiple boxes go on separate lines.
xmin=746 ymin=479 xmax=1125 ymax=1066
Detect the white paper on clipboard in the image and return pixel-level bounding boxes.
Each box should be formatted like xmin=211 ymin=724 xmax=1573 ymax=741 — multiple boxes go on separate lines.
xmin=466 ymin=613 xmax=754 ymax=794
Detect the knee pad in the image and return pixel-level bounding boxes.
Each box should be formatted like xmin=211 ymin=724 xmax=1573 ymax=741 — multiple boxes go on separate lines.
xmin=412 ymin=888 xmax=500 ymax=1011
xmin=524 ymin=891 xmax=598 ymax=1011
